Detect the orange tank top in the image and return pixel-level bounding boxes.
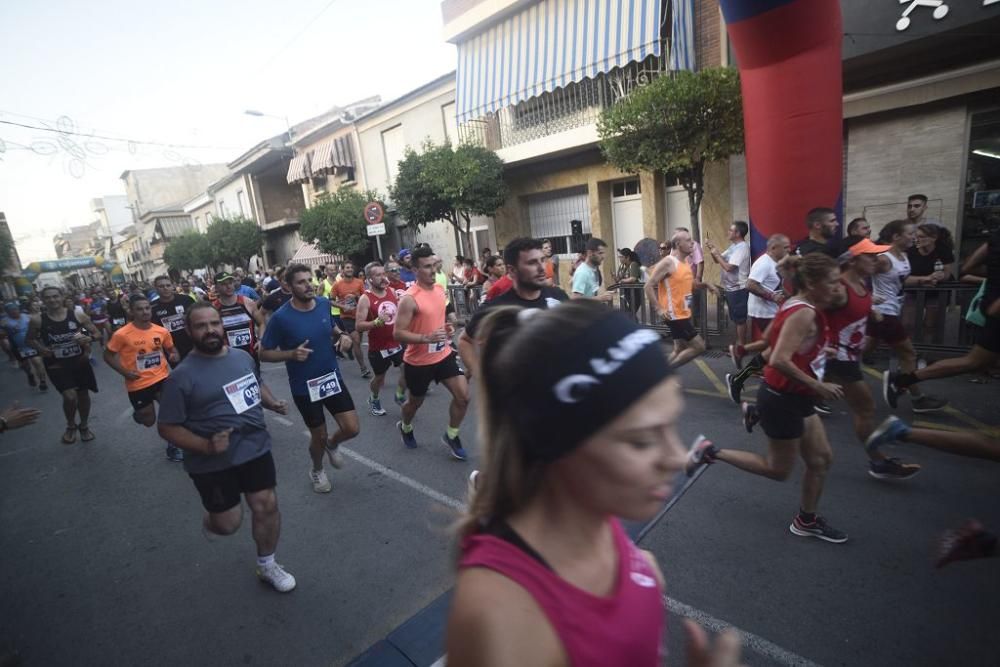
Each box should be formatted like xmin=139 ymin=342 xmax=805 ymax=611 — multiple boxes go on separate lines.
xmin=402 ymin=283 xmax=451 ymax=366
xmin=658 ymin=258 xmax=693 ymax=321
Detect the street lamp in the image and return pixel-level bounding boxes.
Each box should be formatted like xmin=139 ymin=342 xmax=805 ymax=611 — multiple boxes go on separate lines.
xmin=244 ymin=110 xmax=292 ymax=140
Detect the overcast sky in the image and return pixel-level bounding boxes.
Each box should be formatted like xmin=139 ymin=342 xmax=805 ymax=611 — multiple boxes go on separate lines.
xmin=0 ymin=0 xmax=455 ymax=262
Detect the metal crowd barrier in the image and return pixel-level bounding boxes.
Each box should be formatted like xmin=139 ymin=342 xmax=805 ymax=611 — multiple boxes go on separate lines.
xmin=613 ymin=284 xmax=729 ymax=342
xmin=447 ymin=284 xmax=483 ymax=324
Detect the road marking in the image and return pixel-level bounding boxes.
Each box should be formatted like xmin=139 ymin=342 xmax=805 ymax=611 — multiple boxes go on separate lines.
xmin=0 ymin=447 xmax=31 ymax=458
xmin=663 ymin=596 xmax=823 ymax=667
xmin=350 ymin=445 xmax=823 ymax=667
xmin=694 ymin=358 xmax=728 ymax=396
xmin=685 ymin=387 xmax=730 ymax=400
xmin=339 ymin=447 xmax=465 ymax=511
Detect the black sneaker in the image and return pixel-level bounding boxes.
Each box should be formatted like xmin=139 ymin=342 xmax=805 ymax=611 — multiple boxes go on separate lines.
xmin=869 ymin=457 xmax=921 ymax=480
xmin=741 ymin=401 xmax=759 ymax=434
xmin=685 ymin=436 xmax=717 ymax=476
xmin=814 ymin=401 xmax=833 ymax=416
xmin=165 ymin=444 xmax=184 ymax=463
xmin=882 ymin=370 xmax=901 ymax=409
xmin=725 ymin=373 xmax=742 ymax=405
xmin=397 ymin=421 xmax=417 ymax=449
xmin=911 ymin=394 xmax=948 ymax=414
xmin=789 ymin=514 xmax=848 ymax=544
xmin=441 ymin=434 xmax=468 ymax=461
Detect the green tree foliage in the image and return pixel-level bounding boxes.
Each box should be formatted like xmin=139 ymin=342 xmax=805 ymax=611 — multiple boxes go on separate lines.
xmin=204 ymin=216 xmax=262 ymax=270
xmin=598 ymin=68 xmax=744 ymax=238
xmin=0 ymin=227 xmax=14 ymax=270
xmin=163 ymin=232 xmax=211 ymax=273
xmin=391 ymin=142 xmax=507 ymax=254
xmin=298 ymin=188 xmax=381 ymax=258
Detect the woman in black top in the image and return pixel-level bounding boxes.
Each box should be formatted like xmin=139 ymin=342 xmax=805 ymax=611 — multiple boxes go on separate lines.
xmin=615 ymin=248 xmax=642 ymax=315
xmin=907 ymin=223 xmax=954 ymax=281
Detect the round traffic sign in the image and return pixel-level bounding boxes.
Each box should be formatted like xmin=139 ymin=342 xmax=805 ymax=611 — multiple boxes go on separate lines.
xmin=364 ymin=201 xmax=384 ymax=225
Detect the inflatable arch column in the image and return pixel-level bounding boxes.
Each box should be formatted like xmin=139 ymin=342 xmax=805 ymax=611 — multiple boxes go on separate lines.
xmin=721 ymin=0 xmax=844 ymax=255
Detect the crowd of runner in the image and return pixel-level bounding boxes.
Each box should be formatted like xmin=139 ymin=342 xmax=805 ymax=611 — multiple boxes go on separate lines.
xmin=1 ymin=201 xmax=997 ymax=664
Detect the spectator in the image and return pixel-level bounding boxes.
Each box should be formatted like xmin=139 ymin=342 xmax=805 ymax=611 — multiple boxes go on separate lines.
xmin=908 ymin=223 xmax=955 ymax=281
xmin=706 ymin=221 xmax=751 ymax=345
xmin=481 ymin=255 xmax=506 ymax=294
xmin=541 ymin=238 xmax=560 ymax=288
xmin=571 ymin=238 xmax=613 ymax=303
xmin=847 ymin=217 xmax=871 ymax=238
xmin=615 ymin=248 xmax=642 ymax=316
xmin=452 ymin=256 xmax=467 ymax=284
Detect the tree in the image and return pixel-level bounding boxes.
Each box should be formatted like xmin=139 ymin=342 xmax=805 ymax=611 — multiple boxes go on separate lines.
xmin=204 ymin=216 xmax=262 ymax=270
xmin=391 ymin=142 xmax=507 ymax=255
xmin=163 ymin=232 xmax=211 ymax=274
xmin=0 ymin=227 xmax=14 ymax=271
xmin=299 ymin=188 xmax=381 ymax=259
xmin=598 ymin=67 xmax=744 ymax=239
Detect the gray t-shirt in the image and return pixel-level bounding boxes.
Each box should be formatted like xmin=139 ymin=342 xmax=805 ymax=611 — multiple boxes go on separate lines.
xmin=157 ymin=348 xmax=271 ymax=474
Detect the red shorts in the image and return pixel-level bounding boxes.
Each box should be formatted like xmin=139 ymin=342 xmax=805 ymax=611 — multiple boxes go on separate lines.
xmin=868 ymin=314 xmax=908 ymax=345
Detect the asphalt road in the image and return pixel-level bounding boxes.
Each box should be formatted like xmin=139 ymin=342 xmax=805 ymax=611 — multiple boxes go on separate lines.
xmin=1 ymin=345 xmax=998 ymax=666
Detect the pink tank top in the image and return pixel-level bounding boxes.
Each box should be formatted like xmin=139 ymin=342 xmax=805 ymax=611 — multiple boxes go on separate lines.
xmin=459 ymin=518 xmax=664 ymax=666
xmin=402 ymin=283 xmax=450 ymax=366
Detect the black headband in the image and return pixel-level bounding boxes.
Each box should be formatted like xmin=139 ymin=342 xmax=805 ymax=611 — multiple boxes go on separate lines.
xmin=515 ymin=310 xmax=672 ymax=463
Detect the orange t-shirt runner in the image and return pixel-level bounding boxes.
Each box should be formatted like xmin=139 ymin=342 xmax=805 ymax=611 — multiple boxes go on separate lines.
xmin=107 ymin=322 xmax=174 ymax=391
xmin=402 ymin=283 xmax=451 ymax=367
xmin=331 ymin=278 xmax=364 ymax=319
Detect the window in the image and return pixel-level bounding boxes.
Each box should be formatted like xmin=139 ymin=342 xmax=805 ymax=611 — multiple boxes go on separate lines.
xmin=526 ymin=187 xmax=593 ymax=255
xmin=442 ymin=102 xmax=458 ymax=145
xmin=237 ymin=190 xmax=247 ymax=217
xmin=381 ymin=125 xmax=406 ymax=183
xmin=612 ymin=179 xmax=641 ymax=198
xmin=218 ymin=200 xmax=228 ymax=217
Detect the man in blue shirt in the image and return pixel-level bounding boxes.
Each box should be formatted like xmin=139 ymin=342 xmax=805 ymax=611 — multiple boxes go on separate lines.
xmin=233 ymin=268 xmax=261 ymax=301
xmin=260 ymin=264 xmax=360 ymax=494
xmin=397 ymin=249 xmax=417 ymax=285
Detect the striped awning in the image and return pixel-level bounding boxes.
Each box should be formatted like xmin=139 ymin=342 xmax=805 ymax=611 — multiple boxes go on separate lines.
xmin=668 ymin=0 xmax=695 ymax=72
xmin=311 ymin=136 xmax=355 ymax=175
xmin=456 ymin=0 xmax=663 ymax=123
xmin=286 ymin=153 xmax=312 ymax=184
xmin=290 ymin=242 xmax=340 ymax=267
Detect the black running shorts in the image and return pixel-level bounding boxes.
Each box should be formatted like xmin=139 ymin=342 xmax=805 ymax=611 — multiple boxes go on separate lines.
xmin=975 ymin=315 xmax=1000 ymax=354
xmin=404 ymin=352 xmax=463 ymax=397
xmin=756 ymin=383 xmax=816 ymax=440
xmin=665 ymin=318 xmax=698 ymax=342
xmin=824 ymin=360 xmax=863 ymax=384
xmin=368 ymin=347 xmax=404 ymax=376
xmin=44 ymin=358 xmax=98 ymax=394
xmin=189 ymin=451 xmax=276 ymax=513
xmin=292 ymin=377 xmax=356 ymax=429
xmin=128 ymin=379 xmax=165 ymax=411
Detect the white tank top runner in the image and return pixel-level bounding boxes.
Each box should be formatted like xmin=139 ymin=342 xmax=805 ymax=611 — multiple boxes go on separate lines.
xmin=872 ymin=251 xmax=910 ymax=317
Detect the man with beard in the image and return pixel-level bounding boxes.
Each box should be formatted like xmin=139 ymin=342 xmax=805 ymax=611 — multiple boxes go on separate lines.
xmin=157 ymin=302 xmax=294 ymax=592
xmin=794 ymin=207 xmax=839 ymax=257
xmin=27 ymin=286 xmax=101 ymax=444
xmin=458 ymin=237 xmax=568 ymax=380
xmin=149 ymin=275 xmax=196 ymax=459
xmin=356 ymin=262 xmax=407 ymax=415
xmin=260 ymin=264 xmax=360 ymax=494
xmin=104 ymin=294 xmax=179 ymax=436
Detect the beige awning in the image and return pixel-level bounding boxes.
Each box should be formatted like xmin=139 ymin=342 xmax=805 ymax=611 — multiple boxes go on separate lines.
xmin=310 ymin=136 xmax=355 ymax=175
xmin=290 ymin=242 xmax=341 ymax=267
xmin=286 ymin=152 xmax=312 ymax=184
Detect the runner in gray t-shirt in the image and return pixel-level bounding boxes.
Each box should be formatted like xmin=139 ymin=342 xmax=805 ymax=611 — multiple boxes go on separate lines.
xmin=157 ymin=302 xmax=296 ymax=593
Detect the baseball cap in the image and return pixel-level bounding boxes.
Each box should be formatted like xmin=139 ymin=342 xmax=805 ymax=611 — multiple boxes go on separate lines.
xmin=835 ymin=235 xmax=891 ymax=261
xmin=397 ymin=248 xmax=412 ymax=260
xmin=215 ymin=271 xmax=236 ymax=282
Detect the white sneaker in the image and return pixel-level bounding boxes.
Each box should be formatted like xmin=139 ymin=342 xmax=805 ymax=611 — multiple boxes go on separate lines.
xmin=309 ymin=469 xmax=332 ymax=493
xmin=256 ymin=561 xmax=296 ymax=592
xmin=325 ymin=442 xmax=345 ymax=469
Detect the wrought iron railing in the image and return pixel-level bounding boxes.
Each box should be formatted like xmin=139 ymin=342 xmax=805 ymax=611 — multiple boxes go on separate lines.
xmin=458 ymin=54 xmax=666 ymax=151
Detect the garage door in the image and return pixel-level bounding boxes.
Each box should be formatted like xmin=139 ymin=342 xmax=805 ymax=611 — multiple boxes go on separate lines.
xmin=527 ymin=187 xmax=591 ymax=254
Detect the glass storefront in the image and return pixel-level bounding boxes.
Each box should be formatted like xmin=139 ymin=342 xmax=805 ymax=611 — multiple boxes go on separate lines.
xmin=961 ymin=108 xmax=1000 ymax=259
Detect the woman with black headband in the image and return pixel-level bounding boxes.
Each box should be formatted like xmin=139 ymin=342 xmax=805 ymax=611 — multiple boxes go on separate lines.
xmin=445 ymin=301 xmax=741 ymax=666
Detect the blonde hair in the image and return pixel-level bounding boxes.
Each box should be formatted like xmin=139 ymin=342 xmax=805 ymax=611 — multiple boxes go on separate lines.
xmin=777 ymin=253 xmax=837 ymax=294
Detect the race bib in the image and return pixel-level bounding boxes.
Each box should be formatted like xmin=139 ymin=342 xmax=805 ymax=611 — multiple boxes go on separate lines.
xmin=19 ymin=347 xmax=38 ymax=358
xmin=161 ymin=314 xmax=185 ymax=332
xmin=137 ymin=351 xmax=162 ymax=370
xmin=53 ymin=343 xmax=82 ymax=359
xmin=223 ymin=373 xmax=261 ymax=414
xmin=222 ymin=313 xmax=251 ymax=328
xmin=112 ymin=318 xmax=126 ymax=327
xmin=380 ymin=345 xmax=402 ymax=358
xmin=306 ymin=371 xmax=342 ymax=403
xmin=810 ymin=351 xmax=827 ymax=382
xmin=684 ymin=294 xmax=693 ymax=309
xmin=428 ymin=341 xmax=447 ymax=354
xmin=227 ymin=328 xmax=252 ymax=348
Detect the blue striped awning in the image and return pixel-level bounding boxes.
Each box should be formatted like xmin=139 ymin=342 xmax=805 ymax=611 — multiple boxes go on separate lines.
xmin=456 ymin=0 xmax=663 ymax=123
xmin=668 ymin=0 xmax=695 ymax=71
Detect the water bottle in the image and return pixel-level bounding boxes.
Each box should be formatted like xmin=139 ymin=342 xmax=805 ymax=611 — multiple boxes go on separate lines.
xmin=933 ymin=260 xmax=943 ymax=273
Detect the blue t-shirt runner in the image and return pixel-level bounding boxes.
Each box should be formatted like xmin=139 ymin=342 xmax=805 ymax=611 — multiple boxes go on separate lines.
xmin=260 ymin=294 xmax=359 ymax=494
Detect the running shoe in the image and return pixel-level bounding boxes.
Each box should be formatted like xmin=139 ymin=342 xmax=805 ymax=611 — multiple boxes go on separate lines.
xmin=361 ymin=368 xmax=373 ymax=379
xmin=394 ymin=390 xmax=406 ymax=406
xmin=911 ymin=394 xmax=948 ymax=414
xmin=865 ymin=416 xmax=911 ymax=455
xmin=442 ymin=434 xmax=468 ymax=461
xmin=397 ymin=421 xmax=417 ymax=449
xmin=728 ymin=343 xmax=744 ymax=370
xmin=789 ymin=515 xmax=848 ymax=544
xmin=882 ymin=370 xmax=901 ymax=409
xmin=936 ymin=519 xmax=997 ymax=569
xmin=685 ymin=436 xmax=718 ymax=476
xmin=814 ymin=401 xmax=833 ymax=416
xmin=741 ymin=401 xmax=759 ymax=434
xmin=256 ymin=561 xmax=297 ymax=592
xmin=725 ymin=373 xmax=742 ymax=405
xmin=325 ymin=443 xmax=345 ymax=469
xmin=368 ymin=396 xmax=386 ymax=416
xmin=869 ymin=457 xmax=921 ymax=480
xmin=165 ymin=444 xmax=184 ymax=462
xmin=309 ymin=469 xmax=332 ymax=493
xmin=27 ymin=373 xmax=36 ymax=387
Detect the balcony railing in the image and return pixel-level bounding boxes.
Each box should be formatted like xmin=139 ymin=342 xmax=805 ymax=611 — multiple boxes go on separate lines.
xmin=458 ymin=53 xmax=666 ymax=151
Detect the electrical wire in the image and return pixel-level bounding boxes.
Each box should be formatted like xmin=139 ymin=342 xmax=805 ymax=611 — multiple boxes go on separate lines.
xmin=0 ymin=118 xmax=240 ymax=151
xmin=258 ymin=0 xmax=344 ymax=71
